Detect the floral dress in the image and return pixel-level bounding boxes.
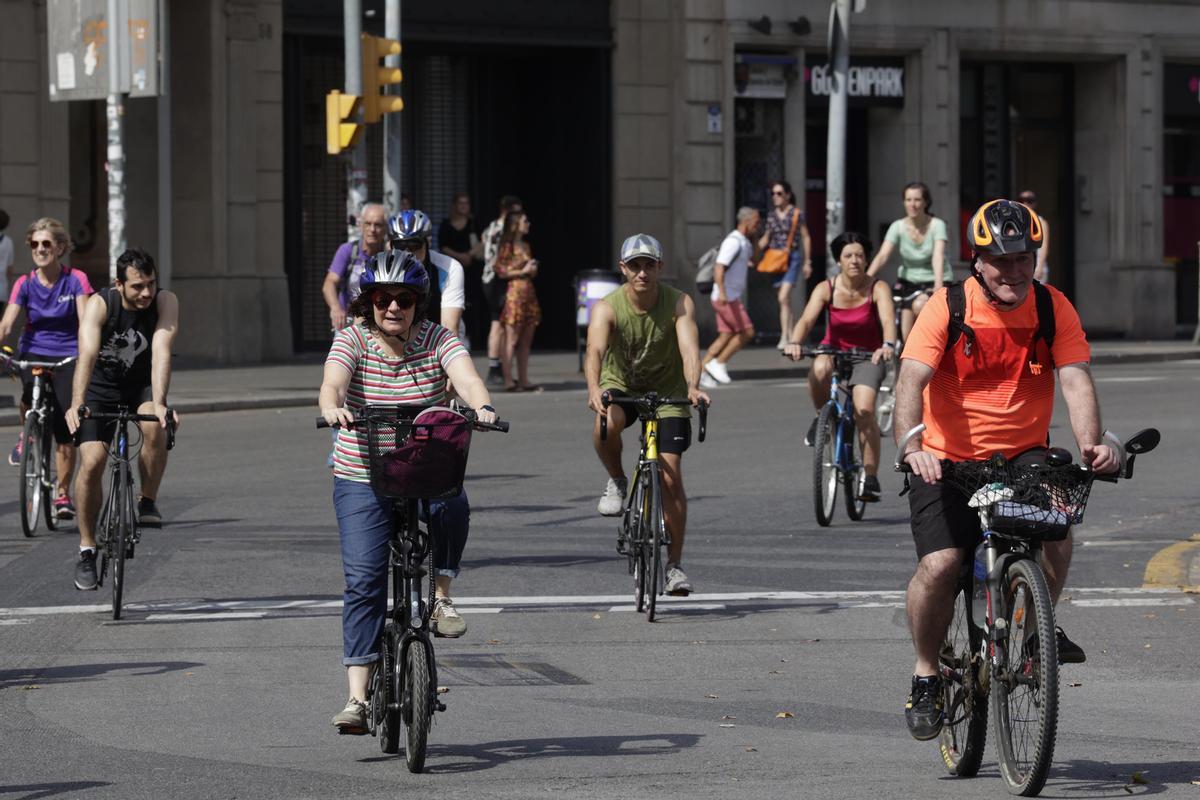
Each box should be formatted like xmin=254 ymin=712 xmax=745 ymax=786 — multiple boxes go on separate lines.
xmin=495 ymin=241 xmax=542 ymax=327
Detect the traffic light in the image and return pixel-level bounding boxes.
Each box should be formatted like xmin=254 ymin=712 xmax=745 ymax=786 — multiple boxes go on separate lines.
xmin=326 ymin=91 xmax=363 ymax=154
xmin=361 ymin=33 xmax=404 ymax=123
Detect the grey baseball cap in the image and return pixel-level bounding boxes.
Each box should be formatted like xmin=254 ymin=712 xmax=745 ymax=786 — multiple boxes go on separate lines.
xmin=619 ymin=233 xmax=663 ymax=263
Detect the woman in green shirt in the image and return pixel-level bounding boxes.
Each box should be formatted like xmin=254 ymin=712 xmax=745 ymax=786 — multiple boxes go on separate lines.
xmin=867 ymin=181 xmax=949 ymax=341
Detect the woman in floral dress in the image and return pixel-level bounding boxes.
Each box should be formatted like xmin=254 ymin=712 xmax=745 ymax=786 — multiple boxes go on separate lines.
xmin=495 ymin=211 xmax=542 ymax=391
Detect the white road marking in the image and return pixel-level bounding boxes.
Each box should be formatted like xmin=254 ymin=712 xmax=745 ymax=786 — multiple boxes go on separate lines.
xmin=0 ymin=586 xmax=1189 ymax=619
xmin=1094 ymin=376 xmax=1163 ymax=383
xmin=0 ymin=618 xmax=33 ymax=626
xmin=1068 ymin=597 xmax=1195 ymax=608
xmin=145 ymin=611 xmax=268 ymax=621
xmin=607 ymin=604 xmax=727 ymax=612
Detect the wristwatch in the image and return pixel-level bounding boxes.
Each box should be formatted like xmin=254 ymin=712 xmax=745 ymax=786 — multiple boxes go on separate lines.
xmin=480 ymin=404 xmax=496 ymax=413
xmin=884 ymin=341 xmax=897 ymax=349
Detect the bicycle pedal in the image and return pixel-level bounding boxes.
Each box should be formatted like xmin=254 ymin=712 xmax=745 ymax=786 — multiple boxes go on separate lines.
xmin=615 ymin=539 xmax=629 ymax=555
xmin=435 ymin=701 xmax=447 ymax=712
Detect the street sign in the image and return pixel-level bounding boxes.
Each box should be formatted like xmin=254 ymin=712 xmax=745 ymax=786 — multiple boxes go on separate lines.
xmin=47 ymin=0 xmax=160 ymax=101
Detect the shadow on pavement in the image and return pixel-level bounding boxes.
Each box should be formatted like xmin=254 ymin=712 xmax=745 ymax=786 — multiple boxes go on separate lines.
xmin=469 ymin=553 xmax=612 ymax=569
xmin=0 ymin=661 xmax=204 ymax=690
xmin=1049 ymin=758 xmax=1197 ymax=795
xmin=365 ymin=733 xmax=701 ymax=773
xmin=0 ymin=781 xmax=111 ymax=799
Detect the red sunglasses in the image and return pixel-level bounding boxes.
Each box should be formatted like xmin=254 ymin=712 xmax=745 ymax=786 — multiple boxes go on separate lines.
xmin=370 ymin=291 xmax=417 ymax=311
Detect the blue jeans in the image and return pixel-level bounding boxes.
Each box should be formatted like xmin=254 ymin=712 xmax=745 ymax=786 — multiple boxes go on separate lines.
xmin=333 ymin=477 xmax=470 ymax=666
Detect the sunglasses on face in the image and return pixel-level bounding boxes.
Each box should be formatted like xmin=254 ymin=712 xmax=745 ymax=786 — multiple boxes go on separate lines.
xmin=371 ymin=291 xmax=417 ymax=311
xmin=771 ymin=190 xmax=786 ymax=196
xmin=30 ymin=240 xmax=55 ymax=252
xmin=391 ymin=240 xmax=424 ymax=253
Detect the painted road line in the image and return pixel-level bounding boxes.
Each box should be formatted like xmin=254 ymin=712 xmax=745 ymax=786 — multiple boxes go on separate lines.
xmin=0 ymin=619 xmax=33 ymax=626
xmin=1142 ymin=533 xmax=1200 ymax=591
xmin=1070 ymin=597 xmax=1195 ymax=608
xmin=145 ymin=611 xmax=268 ymax=622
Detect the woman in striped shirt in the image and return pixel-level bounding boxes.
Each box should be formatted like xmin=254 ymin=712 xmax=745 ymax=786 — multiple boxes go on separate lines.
xmin=318 ymin=251 xmax=497 ymax=734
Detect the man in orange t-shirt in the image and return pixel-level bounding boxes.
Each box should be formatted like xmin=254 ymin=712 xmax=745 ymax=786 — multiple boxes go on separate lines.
xmin=892 ymin=199 xmax=1120 ymax=742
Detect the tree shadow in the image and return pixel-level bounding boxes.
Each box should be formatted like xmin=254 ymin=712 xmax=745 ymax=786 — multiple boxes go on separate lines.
xmin=0 ymin=661 xmax=204 ymax=690
xmin=1047 ymin=758 xmax=1198 ymax=796
xmin=359 ymin=732 xmax=701 ymax=773
xmin=0 ymin=781 xmax=111 ymax=799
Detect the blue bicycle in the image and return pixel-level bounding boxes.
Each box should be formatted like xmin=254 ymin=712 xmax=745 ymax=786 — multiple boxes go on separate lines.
xmin=801 ymin=345 xmax=876 ymax=526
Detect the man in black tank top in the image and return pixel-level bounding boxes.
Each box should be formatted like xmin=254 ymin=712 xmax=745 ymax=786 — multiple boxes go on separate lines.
xmin=64 ymin=249 xmax=180 ymax=591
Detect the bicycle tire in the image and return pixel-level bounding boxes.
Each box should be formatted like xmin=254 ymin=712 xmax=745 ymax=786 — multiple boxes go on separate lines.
xmin=843 ymin=419 xmax=867 ymax=521
xmin=876 ymin=360 xmax=897 ymax=434
xmin=42 ymin=430 xmax=58 ymax=531
xmin=939 ymin=587 xmax=988 ymax=776
xmin=628 ymin=474 xmax=648 ymax=613
xmin=992 ymin=558 xmax=1058 ymax=796
xmin=645 ymin=463 xmax=664 ymax=623
xmin=19 ymin=415 xmax=43 ymax=537
xmin=812 ymin=403 xmax=838 ymax=527
xmin=375 ymin=624 xmax=401 ymax=754
xmin=404 ymin=637 xmax=431 ymax=773
xmin=111 ymin=459 xmax=129 ymax=620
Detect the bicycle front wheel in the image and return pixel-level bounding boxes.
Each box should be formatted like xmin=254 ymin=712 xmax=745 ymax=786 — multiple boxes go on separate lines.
xmin=992 ymin=558 xmax=1058 ymax=796
xmin=812 ymin=404 xmax=838 ymax=527
xmin=645 ymin=463 xmax=665 ymax=623
xmin=939 ymin=586 xmax=988 ymax=776
xmin=627 ymin=474 xmax=648 ymax=613
xmin=842 ymin=420 xmax=867 ymax=522
xmin=19 ymin=415 xmax=44 ymax=537
xmin=403 ymin=638 xmax=432 ymax=773
xmin=876 ymin=360 xmax=897 ymax=434
xmin=42 ymin=431 xmax=59 ymax=531
xmin=111 ymin=461 xmax=130 ymax=620
xmin=374 ymin=624 xmax=401 ymax=754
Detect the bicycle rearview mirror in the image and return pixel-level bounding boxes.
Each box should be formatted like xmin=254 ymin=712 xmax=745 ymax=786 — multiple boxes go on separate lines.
xmin=1124 ymin=428 xmax=1160 ymax=455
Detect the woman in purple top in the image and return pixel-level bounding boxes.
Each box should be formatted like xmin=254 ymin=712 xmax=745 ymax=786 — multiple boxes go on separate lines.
xmin=0 ymin=218 xmax=93 ymax=516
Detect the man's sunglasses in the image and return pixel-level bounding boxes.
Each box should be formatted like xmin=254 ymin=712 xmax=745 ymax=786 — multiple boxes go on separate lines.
xmin=370 ymin=291 xmax=417 ymax=311
xmin=390 ymin=239 xmax=425 ymax=253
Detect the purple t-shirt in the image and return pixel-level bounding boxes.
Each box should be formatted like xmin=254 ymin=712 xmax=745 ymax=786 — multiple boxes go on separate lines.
xmin=328 ymin=241 xmax=371 ymax=310
xmin=9 ymin=267 xmax=94 ymax=357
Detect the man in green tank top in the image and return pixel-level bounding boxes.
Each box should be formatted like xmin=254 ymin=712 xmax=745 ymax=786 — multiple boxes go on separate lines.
xmin=585 ymin=233 xmax=711 ymax=595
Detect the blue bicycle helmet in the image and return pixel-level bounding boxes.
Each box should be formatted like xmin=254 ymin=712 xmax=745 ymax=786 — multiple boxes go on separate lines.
xmin=360 ymin=250 xmax=430 ymax=300
xmin=387 ymin=209 xmax=433 ymax=245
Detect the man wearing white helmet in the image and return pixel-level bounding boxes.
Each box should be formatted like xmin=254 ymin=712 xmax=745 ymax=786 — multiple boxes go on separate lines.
xmin=585 ymin=233 xmax=711 ymax=595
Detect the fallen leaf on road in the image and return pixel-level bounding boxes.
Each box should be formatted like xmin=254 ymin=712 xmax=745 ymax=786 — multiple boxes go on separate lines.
xmin=185 ymin=672 xmax=194 ymax=677
xmin=768 ymin=670 xmax=783 ymax=675
xmin=744 ymin=747 xmax=757 ymax=752
xmin=592 ymin=613 xmax=602 ymax=619
xmin=1067 ymin=682 xmax=1083 ymax=687
xmin=1142 ymin=613 xmax=1157 ymax=620
xmin=775 ymin=711 xmax=794 ymax=718
xmin=21 ymin=685 xmax=39 ymax=691
xmin=718 ymin=723 xmax=736 ymax=728
xmin=704 ymin=693 xmax=719 ymax=699
xmin=780 ymin=658 xmax=789 ymax=663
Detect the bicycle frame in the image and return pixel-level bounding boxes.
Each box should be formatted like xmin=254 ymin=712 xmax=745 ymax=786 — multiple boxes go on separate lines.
xmin=826 ymin=366 xmax=857 ymax=475
xmin=387 ymin=498 xmax=440 ymax=707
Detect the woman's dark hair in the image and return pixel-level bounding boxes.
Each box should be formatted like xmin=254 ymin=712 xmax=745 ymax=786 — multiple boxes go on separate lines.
xmin=770 ymin=180 xmax=796 ymax=205
xmin=903 ymin=181 xmax=933 ymax=214
xmin=830 ymin=231 xmax=872 ymax=262
xmin=116 ymin=247 xmax=156 ymax=282
xmin=499 ymin=210 xmax=526 ymax=249
xmin=347 ymin=287 xmax=427 ymax=333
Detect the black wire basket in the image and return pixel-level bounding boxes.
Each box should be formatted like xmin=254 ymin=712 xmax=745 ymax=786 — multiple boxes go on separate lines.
xmin=940 ymin=456 xmax=1095 ymax=541
xmin=361 ymin=405 xmax=472 ymax=500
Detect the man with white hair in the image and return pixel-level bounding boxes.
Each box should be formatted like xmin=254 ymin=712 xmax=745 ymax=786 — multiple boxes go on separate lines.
xmin=585 ymin=233 xmax=710 ymax=594
xmin=700 ymin=207 xmax=760 ymax=388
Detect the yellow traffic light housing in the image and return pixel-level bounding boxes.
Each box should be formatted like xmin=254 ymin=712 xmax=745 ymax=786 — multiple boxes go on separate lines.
xmin=361 ymin=33 xmax=404 ymax=123
xmin=325 ymin=91 xmax=363 ymax=154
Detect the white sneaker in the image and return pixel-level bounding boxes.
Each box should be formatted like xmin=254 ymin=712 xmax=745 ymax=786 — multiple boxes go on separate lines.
xmin=776 ymin=334 xmax=788 ymax=350
xmin=331 ymin=698 xmax=369 ymax=734
xmin=432 ymin=597 xmax=467 ymax=638
xmin=704 ymin=361 xmax=732 ymax=384
xmin=665 ymin=563 xmax=693 ymax=595
xmin=597 ymin=477 xmax=627 ymax=516
xmin=699 ymin=372 xmax=719 ymax=389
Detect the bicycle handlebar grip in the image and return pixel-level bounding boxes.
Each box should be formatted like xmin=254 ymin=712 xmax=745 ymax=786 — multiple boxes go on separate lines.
xmin=487 ymin=420 xmax=511 ymax=433
xmin=316 ymin=417 xmax=331 ymax=429
xmin=697 ymin=399 xmax=708 ymax=443
xmin=165 ymin=408 xmax=177 ymax=451
xmin=599 ymin=390 xmax=611 ymax=441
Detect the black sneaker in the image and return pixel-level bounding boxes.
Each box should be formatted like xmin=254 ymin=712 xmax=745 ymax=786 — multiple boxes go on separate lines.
xmin=1028 ymin=626 xmax=1087 ymax=664
xmin=486 ymin=366 xmax=505 ymax=387
xmin=860 ymin=475 xmax=882 ymax=502
xmin=803 ymin=416 xmax=819 ymax=447
xmin=138 ymin=497 xmax=162 ymax=528
xmin=904 ymin=675 xmax=944 ymax=740
xmin=74 ymin=550 xmax=99 ymax=591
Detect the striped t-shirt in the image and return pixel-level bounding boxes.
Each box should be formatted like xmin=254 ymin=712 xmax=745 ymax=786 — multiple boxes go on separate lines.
xmin=326 ymin=320 xmax=468 ymax=483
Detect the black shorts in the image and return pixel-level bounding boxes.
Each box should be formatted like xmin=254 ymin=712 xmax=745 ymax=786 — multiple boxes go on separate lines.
xmin=483 ymin=278 xmax=507 ymax=322
xmin=605 ymin=389 xmax=692 ymax=455
xmin=908 ymin=448 xmax=1048 ymax=559
xmin=19 ymin=353 xmax=75 ymax=445
xmin=76 ymin=384 xmax=155 ymax=445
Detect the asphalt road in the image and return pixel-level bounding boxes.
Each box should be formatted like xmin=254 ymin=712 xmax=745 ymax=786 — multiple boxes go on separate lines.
xmin=1 ymin=359 xmax=1197 ymax=799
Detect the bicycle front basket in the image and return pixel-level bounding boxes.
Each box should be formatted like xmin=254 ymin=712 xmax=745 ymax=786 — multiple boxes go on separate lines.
xmin=987 ymin=465 xmax=1093 ymax=541
xmin=364 ymin=406 xmax=473 ymax=500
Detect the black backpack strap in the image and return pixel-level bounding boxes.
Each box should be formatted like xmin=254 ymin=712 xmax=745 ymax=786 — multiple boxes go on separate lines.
xmin=945 ymin=282 xmax=977 ymax=356
xmin=1031 ymin=280 xmax=1055 ymax=366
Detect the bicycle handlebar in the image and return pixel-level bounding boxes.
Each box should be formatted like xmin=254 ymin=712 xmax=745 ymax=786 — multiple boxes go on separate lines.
xmin=599 ymin=391 xmax=707 ymax=443
xmin=781 ymin=345 xmax=876 ymax=362
xmin=316 ymin=411 xmax=510 ymax=433
xmin=78 ymin=405 xmax=178 ymax=451
xmin=0 ymin=352 xmax=78 ymax=371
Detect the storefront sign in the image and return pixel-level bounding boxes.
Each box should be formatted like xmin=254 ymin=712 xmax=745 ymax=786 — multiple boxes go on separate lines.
xmin=734 ymin=54 xmax=792 ymax=99
xmin=1164 ymin=63 xmax=1200 ymax=117
xmin=805 ymin=56 xmax=904 ymax=108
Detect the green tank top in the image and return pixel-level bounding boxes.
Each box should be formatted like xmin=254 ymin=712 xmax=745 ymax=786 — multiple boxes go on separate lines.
xmin=598 ymin=283 xmax=690 ymax=420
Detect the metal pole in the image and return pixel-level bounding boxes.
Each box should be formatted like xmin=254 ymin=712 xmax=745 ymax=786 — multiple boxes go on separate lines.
xmin=383 ymin=0 xmax=401 ymax=212
xmin=824 ymin=0 xmax=851 ymax=278
xmin=156 ymin=0 xmax=171 ymax=289
xmin=344 ymin=0 xmax=367 ymax=241
xmin=106 ymin=0 xmax=127 ymax=283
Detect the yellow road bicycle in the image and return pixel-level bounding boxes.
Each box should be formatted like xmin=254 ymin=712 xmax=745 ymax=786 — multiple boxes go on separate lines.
xmin=600 ymin=391 xmax=707 ymax=622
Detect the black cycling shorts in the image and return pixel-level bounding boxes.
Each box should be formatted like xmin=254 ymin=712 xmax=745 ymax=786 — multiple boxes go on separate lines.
xmin=19 ymin=353 xmax=75 ymax=445
xmin=908 ymin=448 xmax=1048 ymax=559
xmin=604 ymin=389 xmax=692 ymax=455
xmin=76 ymin=384 xmax=155 ymax=445
xmin=483 ymin=278 xmax=507 ymax=322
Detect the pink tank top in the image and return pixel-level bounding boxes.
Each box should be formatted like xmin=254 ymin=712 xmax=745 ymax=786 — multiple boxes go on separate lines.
xmin=820 ymin=278 xmax=883 ymax=351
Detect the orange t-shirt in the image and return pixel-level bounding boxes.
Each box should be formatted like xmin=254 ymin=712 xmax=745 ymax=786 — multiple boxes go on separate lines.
xmin=901 ymin=279 xmax=1091 ymax=461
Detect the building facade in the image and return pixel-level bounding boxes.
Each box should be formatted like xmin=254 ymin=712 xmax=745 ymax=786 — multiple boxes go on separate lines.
xmin=2 ymin=1 xmax=1197 ymax=363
